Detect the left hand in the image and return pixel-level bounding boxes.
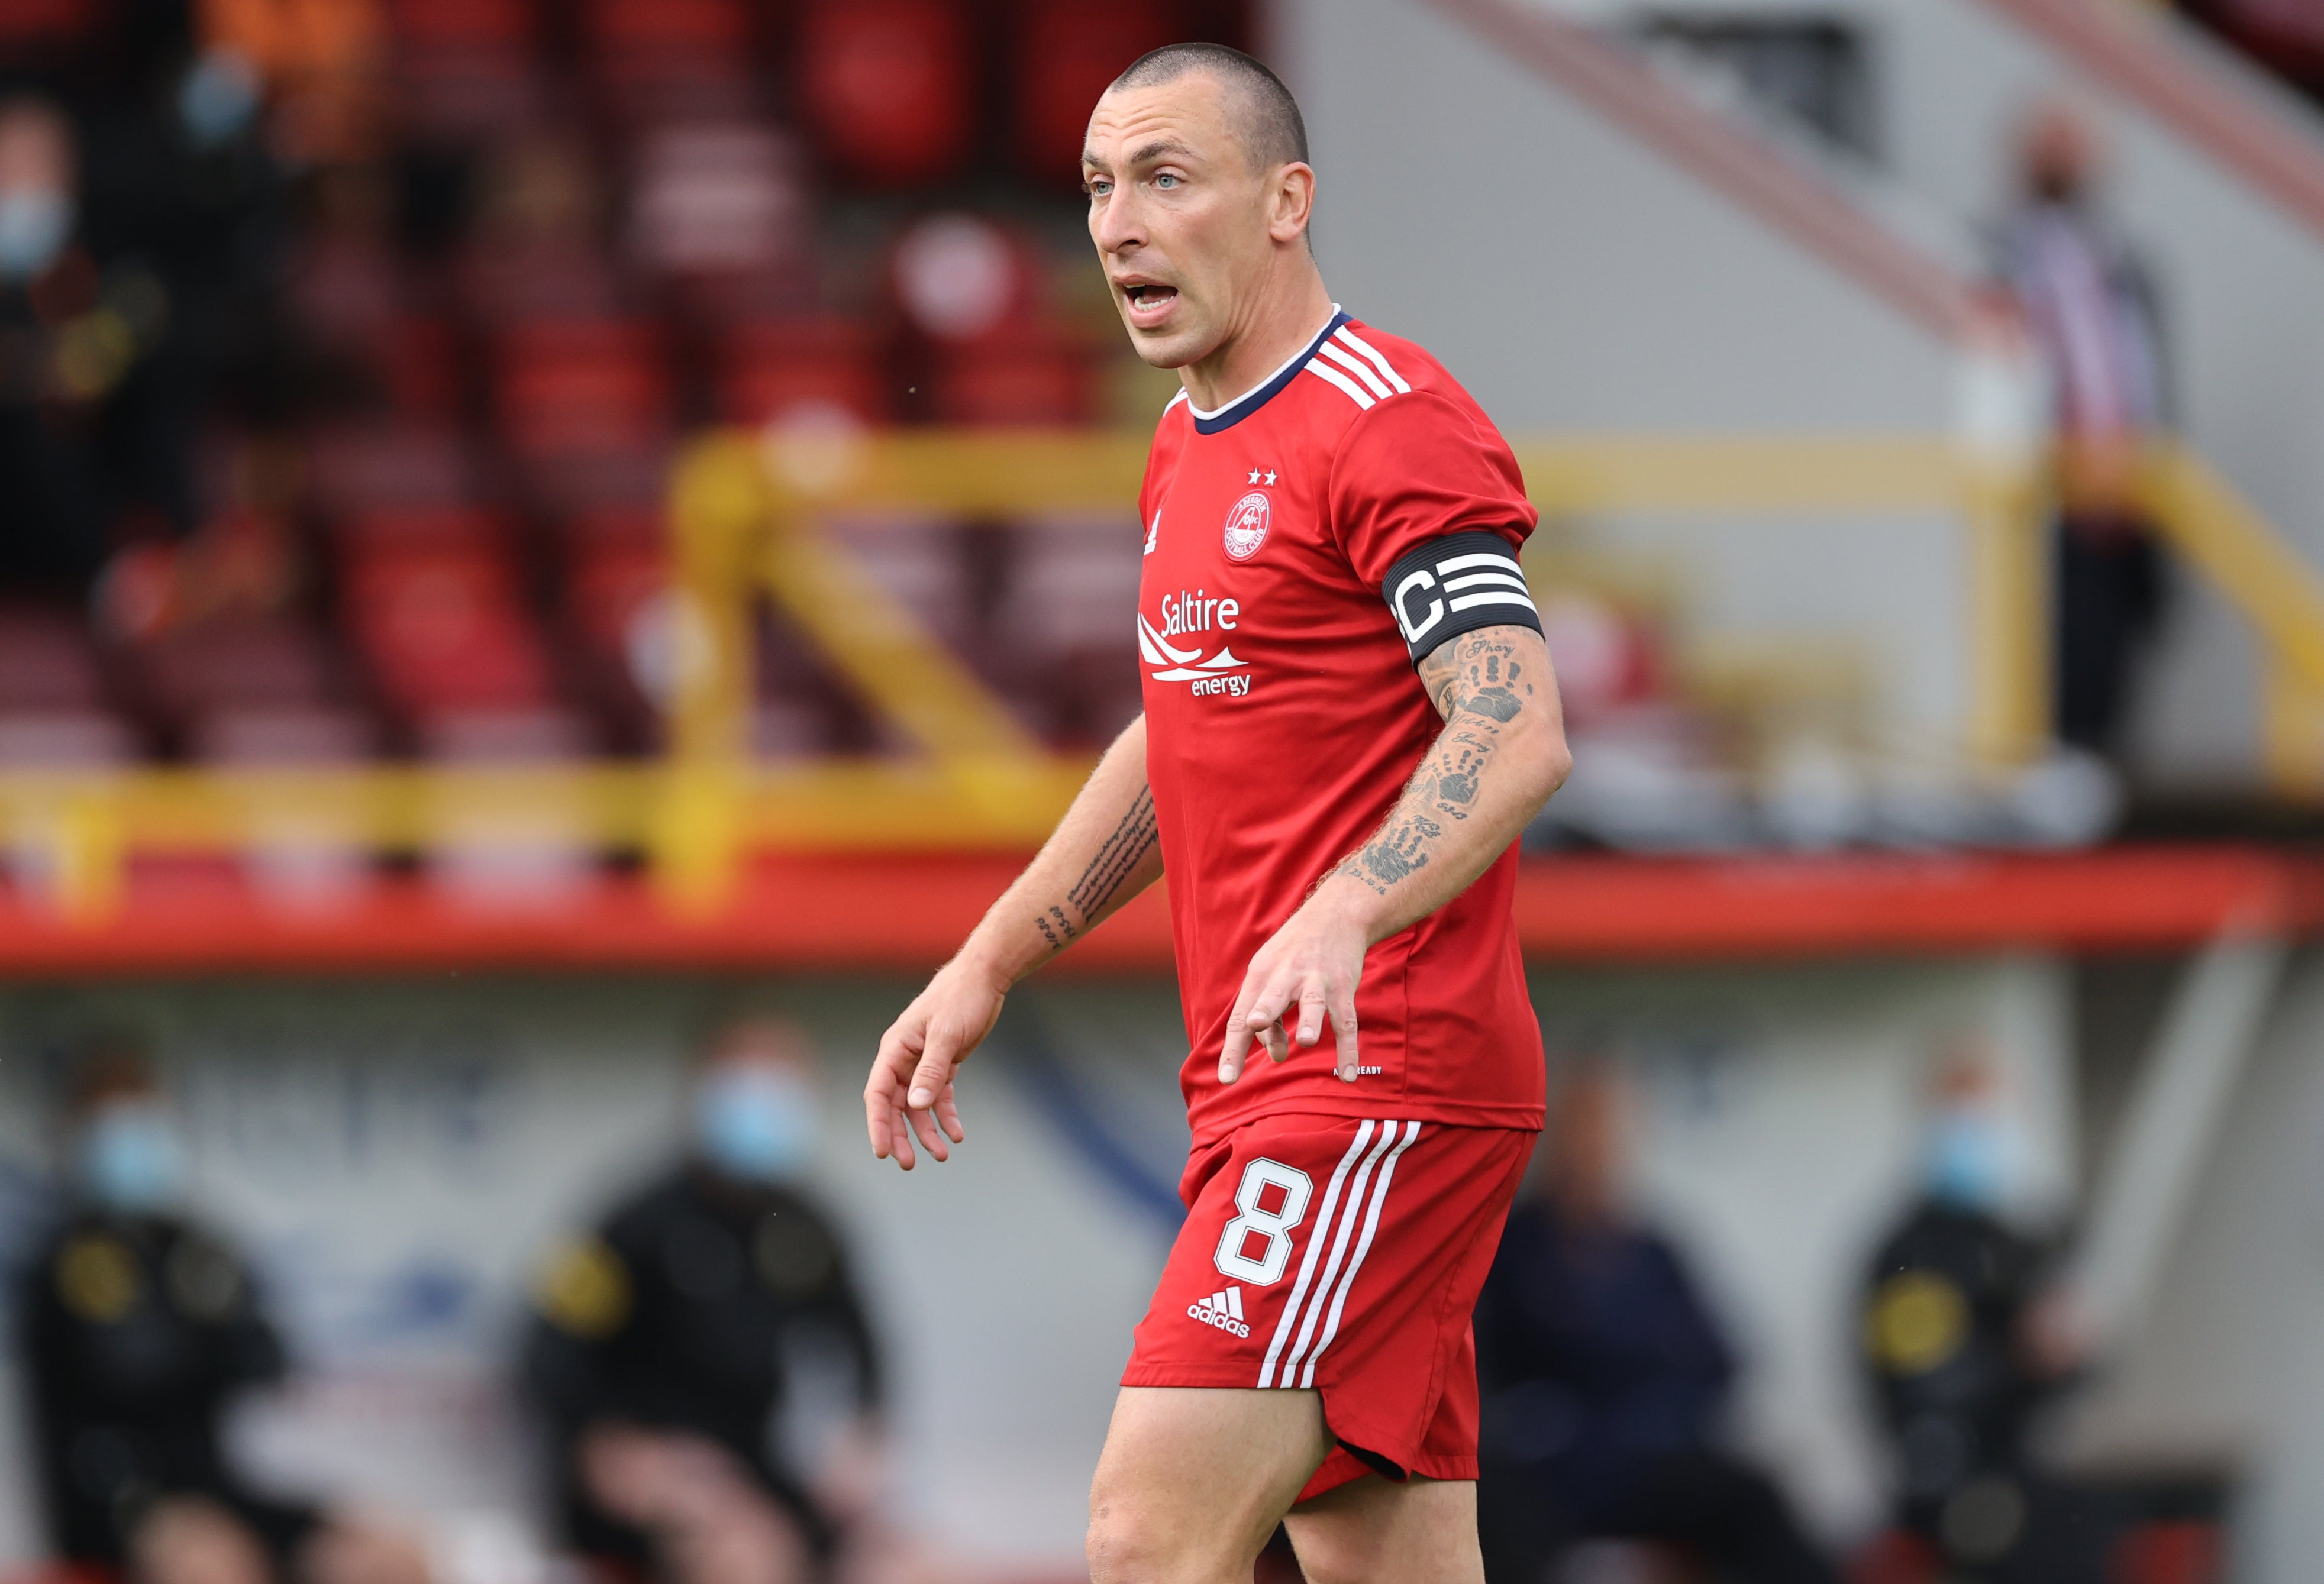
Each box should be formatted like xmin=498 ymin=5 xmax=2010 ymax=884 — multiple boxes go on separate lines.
xmin=1218 ymin=882 xmax=1370 ymax=1086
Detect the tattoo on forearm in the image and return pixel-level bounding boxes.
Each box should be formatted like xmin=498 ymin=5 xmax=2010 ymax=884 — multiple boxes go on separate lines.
xmin=1335 ymin=628 xmax=1541 ymax=897
xmin=1032 ymin=786 xmax=1160 ymax=952
xmin=1069 ymin=786 xmax=1157 ymax=918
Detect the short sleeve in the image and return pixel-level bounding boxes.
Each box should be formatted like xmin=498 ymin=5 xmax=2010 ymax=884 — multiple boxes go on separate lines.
xmin=1327 ymin=390 xmax=1537 ymax=585
xmin=1327 ymin=391 xmax=1541 ymax=662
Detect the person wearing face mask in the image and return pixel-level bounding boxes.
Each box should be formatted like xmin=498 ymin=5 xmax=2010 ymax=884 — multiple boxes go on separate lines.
xmin=17 ymin=1039 xmax=435 ymax=1584
xmin=520 ymin=1018 xmax=886 ymax=1584
xmin=1858 ymin=1045 xmax=2088 ymax=1582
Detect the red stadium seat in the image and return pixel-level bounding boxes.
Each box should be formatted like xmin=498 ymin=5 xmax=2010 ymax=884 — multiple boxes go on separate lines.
xmin=457 ymin=239 xmax=630 ymax=327
xmin=583 ymin=0 xmax=759 ymax=125
xmin=307 ymin=423 xmax=481 ymax=517
xmin=490 ymin=319 xmax=672 ymax=459
xmin=718 ymin=319 xmax=891 ymax=427
xmin=796 ymin=0 xmax=973 ymax=188
xmin=0 ymin=604 xmax=140 ymax=765
xmin=336 ymin=505 xmax=512 ymax=552
xmin=567 ymin=541 xmax=664 ymax=661
xmin=929 ymin=329 xmax=1095 ymax=426
xmin=628 ymin=120 xmax=816 ymax=324
xmin=344 ymin=547 xmax=554 ymax=716
xmin=1012 ymin=0 xmax=1178 ymax=185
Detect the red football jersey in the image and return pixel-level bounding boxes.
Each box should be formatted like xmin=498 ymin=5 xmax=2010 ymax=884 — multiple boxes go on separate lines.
xmin=1135 ymin=310 xmax=1548 ymax=1144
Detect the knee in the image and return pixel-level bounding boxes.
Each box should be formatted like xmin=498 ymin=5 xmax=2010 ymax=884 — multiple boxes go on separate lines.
xmin=1086 ymin=1497 xmax=1235 ymax=1584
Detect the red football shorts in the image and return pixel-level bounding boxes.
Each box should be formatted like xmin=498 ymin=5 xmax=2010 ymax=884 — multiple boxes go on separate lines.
xmin=1122 ymin=1113 xmax=1536 ymax=1502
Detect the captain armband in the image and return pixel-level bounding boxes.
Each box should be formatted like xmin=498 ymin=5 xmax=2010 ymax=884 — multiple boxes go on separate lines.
xmin=1381 ymin=530 xmax=1542 ymax=665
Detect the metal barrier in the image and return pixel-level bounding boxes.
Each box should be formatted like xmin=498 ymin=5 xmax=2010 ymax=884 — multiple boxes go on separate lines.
xmin=1 ymin=428 xmax=2316 ymax=924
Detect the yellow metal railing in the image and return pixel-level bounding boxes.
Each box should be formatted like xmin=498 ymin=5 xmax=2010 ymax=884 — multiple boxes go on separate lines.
xmin=2 ymin=428 xmax=2318 ymax=925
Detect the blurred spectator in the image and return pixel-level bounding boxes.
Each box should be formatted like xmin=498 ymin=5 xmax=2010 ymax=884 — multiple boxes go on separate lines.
xmin=521 ymin=1018 xmax=885 ymax=1584
xmin=1475 ymin=1063 xmax=1837 ymax=1584
xmin=0 ymin=95 xmax=183 ymax=596
xmin=17 ymin=1035 xmax=431 ymax=1584
xmin=1993 ymin=100 xmax=2173 ymax=761
xmin=1858 ymin=1043 xmax=2086 ymax=1582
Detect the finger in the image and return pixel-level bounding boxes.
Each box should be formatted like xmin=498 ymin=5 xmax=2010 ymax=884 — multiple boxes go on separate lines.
xmin=1330 ymin=981 xmax=1361 ymax=1082
xmin=906 ymin=1097 xmax=950 ymax=1163
xmin=888 ymin=1107 xmax=918 ymax=1171
xmin=1260 ymin=1011 xmax=1293 ymax=1064
xmin=1219 ymin=975 xmax=1266 ymax=1084
xmin=866 ymin=1022 xmax=921 ymax=1159
xmin=1295 ymin=987 xmax=1326 ymax=1048
xmin=1219 ymin=1016 xmax=1253 ymax=1084
xmin=908 ymin=1053 xmax=954 ymax=1111
xmin=934 ymin=1082 xmax=966 ymax=1144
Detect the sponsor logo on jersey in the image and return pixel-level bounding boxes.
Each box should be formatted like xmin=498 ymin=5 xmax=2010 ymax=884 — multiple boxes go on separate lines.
xmin=1188 ymin=1285 xmax=1250 ymax=1337
xmin=1138 ymin=589 xmax=1250 ymax=697
xmin=1222 ymin=491 xmax=1270 ymax=561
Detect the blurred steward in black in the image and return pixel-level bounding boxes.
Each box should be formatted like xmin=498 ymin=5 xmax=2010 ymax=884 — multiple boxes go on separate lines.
xmin=17 ymin=1036 xmax=430 ymax=1584
xmin=1860 ymin=1044 xmax=2087 ymax=1581
xmin=1476 ymin=1063 xmax=1838 ymax=1584
xmin=1993 ymin=99 xmax=2173 ymax=761
xmin=0 ymin=0 xmax=284 ymax=601
xmin=522 ymin=1019 xmax=886 ymax=1584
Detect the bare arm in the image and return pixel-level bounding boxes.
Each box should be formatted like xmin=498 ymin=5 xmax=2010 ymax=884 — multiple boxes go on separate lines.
xmin=1218 ymin=625 xmax=1569 ymax=1083
xmin=863 ymin=716 xmax=1160 ymax=1169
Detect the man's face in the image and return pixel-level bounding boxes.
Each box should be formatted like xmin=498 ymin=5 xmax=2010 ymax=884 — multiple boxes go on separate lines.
xmin=1083 ymin=73 xmax=1289 ymax=370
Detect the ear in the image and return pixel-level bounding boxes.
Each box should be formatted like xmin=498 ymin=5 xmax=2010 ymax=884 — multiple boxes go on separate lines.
xmin=1267 ymin=162 xmax=1316 ymax=245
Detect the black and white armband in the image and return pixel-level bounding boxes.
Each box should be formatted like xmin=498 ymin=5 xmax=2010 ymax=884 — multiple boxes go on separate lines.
xmin=1382 ymin=530 xmax=1542 ymax=664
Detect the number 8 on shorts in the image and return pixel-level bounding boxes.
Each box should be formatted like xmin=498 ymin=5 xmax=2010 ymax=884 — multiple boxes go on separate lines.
xmin=1212 ymin=1158 xmax=1313 ymax=1284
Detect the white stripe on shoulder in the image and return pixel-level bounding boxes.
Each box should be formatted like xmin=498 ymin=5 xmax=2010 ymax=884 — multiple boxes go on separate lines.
xmin=1303 ymin=358 xmax=1375 ymax=410
xmin=1258 ymin=1121 xmax=1376 ymax=1388
xmin=1333 ymin=327 xmax=1412 ymax=394
xmin=1316 ymin=340 xmax=1393 ymax=400
xmin=1164 ymin=388 xmax=1189 ymax=411
xmin=1301 ymin=1120 xmax=1420 ymax=1388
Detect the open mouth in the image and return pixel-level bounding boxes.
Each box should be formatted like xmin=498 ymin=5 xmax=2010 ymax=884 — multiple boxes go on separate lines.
xmin=1120 ymin=280 xmax=1180 ymax=325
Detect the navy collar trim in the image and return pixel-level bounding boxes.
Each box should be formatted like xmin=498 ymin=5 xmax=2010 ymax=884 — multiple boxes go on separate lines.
xmin=1186 ymin=308 xmax=1350 ymax=435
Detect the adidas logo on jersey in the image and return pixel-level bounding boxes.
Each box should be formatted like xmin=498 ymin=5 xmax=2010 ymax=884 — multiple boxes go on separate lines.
xmin=1187 ymin=1285 xmax=1250 ymax=1337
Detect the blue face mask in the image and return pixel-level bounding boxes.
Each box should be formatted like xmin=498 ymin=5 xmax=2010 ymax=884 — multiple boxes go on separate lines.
xmin=79 ymin=1102 xmax=185 ymax=1214
xmin=1926 ymin=1111 xmax=2008 ymax=1211
xmin=0 ymin=189 xmax=71 ymax=282
xmin=694 ymin=1066 xmax=817 ymax=1184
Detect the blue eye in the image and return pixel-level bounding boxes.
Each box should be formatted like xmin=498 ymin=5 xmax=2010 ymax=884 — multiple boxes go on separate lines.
xmin=1155 ymin=174 xmax=1179 ymax=189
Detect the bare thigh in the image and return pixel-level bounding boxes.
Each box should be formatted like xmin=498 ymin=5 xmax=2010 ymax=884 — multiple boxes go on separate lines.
xmin=1086 ymin=1386 xmax=1332 ymax=1584
xmin=1285 ymin=1473 xmax=1483 ymax=1584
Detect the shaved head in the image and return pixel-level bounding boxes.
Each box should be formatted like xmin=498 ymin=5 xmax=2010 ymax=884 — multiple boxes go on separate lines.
xmin=1111 ymin=43 xmax=1307 ymax=173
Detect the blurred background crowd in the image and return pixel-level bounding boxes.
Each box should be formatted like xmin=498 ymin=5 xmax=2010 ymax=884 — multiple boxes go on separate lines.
xmin=2 ymin=0 xmax=2324 ymax=1583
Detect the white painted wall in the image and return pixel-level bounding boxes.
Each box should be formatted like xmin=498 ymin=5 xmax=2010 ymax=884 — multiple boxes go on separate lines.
xmin=1280 ymin=0 xmax=2324 ymax=785
xmin=2048 ymin=950 xmax=2324 ymax=1584
xmin=1274 ymin=0 xmax=1986 ymax=751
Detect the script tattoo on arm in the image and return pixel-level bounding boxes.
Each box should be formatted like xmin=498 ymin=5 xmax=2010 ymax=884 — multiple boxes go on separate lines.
xmin=1032 ymin=785 xmax=1159 ymax=950
xmin=1335 ymin=628 xmax=1541 ymax=897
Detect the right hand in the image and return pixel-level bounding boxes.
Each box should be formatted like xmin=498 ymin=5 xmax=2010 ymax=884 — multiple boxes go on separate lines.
xmin=864 ymin=956 xmax=1006 ymax=1169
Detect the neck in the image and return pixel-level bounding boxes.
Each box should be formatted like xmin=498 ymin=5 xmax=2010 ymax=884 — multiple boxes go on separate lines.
xmin=1178 ymin=259 xmax=1335 ymax=412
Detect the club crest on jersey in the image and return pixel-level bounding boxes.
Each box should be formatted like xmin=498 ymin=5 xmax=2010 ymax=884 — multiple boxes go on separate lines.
xmin=1222 ymin=492 xmax=1270 ymax=561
